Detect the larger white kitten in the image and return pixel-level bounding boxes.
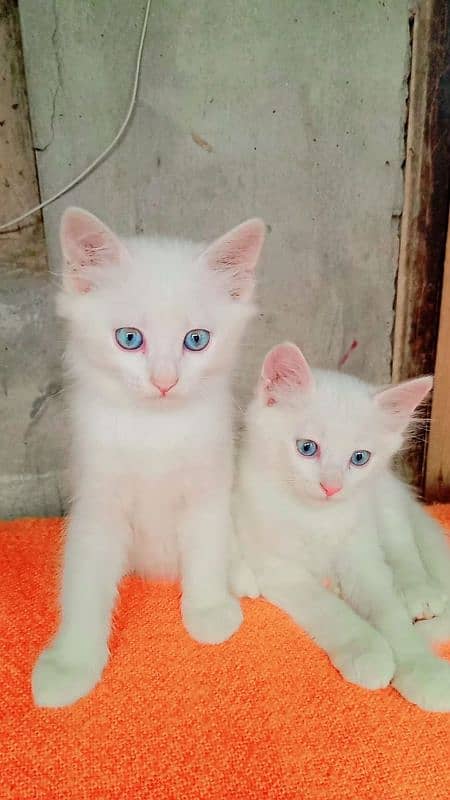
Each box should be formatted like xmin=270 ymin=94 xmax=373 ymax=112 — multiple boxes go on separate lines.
xmin=236 ymin=342 xmax=450 ymax=711
xmin=32 ymin=207 xmax=265 ymax=708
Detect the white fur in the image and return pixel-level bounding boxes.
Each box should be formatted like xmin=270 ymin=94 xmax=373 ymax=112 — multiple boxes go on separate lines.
xmin=236 ymin=342 xmax=450 ymax=711
xmin=32 ymin=208 xmax=265 ymax=707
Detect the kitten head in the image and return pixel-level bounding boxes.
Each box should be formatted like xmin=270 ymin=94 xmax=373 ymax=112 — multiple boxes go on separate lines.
xmin=249 ymin=342 xmax=432 ymax=505
xmin=58 ymin=207 xmax=265 ymax=404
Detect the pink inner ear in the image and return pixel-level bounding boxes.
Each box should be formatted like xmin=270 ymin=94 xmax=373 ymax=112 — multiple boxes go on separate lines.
xmin=60 ymin=207 xmax=125 ymax=292
xmin=72 ymin=231 xmax=113 ymax=268
xmin=375 ymin=376 xmax=433 ymax=418
xmin=261 ymin=343 xmax=313 ymax=404
xmin=203 ymin=218 xmax=265 ymax=299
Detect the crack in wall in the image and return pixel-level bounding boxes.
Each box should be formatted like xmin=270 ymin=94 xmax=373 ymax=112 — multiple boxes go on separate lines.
xmin=390 ymin=9 xmax=415 ymax=378
xmin=33 ymin=0 xmax=62 ymax=153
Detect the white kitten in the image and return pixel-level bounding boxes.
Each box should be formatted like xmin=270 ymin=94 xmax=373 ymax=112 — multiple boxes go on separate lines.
xmin=236 ymin=342 xmax=450 ymax=711
xmin=32 ymin=207 xmax=265 ymax=708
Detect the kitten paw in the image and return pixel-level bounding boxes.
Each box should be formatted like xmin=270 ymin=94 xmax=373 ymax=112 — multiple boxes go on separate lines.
xmin=393 ymin=656 xmax=450 ymax=712
xmin=229 ymin=560 xmax=260 ymax=599
xmin=332 ymin=633 xmax=395 ymax=690
xmin=182 ymin=595 xmax=243 ymax=644
xmin=32 ymin=641 xmax=108 ymax=708
xmin=416 ymin=609 xmax=450 ymax=645
xmin=400 ymin=581 xmax=447 ymax=622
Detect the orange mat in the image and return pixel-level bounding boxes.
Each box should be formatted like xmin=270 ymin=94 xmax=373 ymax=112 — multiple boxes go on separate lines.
xmin=1 ymin=511 xmax=450 ymax=800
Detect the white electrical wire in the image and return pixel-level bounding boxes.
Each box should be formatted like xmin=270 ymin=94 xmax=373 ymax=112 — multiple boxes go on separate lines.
xmin=0 ymin=0 xmax=153 ymax=232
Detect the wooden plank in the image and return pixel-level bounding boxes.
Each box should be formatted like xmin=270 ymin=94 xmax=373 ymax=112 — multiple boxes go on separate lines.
xmin=426 ymin=211 xmax=450 ymax=501
xmin=0 ymin=0 xmax=46 ymax=269
xmin=392 ymin=0 xmax=450 ymax=489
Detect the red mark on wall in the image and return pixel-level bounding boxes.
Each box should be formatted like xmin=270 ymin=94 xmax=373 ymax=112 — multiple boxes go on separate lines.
xmin=338 ymin=339 xmax=358 ymax=369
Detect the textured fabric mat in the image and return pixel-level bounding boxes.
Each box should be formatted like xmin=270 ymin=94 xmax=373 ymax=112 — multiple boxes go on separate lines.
xmin=1 ymin=511 xmax=450 ymax=799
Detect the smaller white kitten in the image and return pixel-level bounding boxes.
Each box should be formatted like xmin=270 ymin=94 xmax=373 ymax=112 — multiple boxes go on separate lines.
xmin=236 ymin=342 xmax=450 ymax=711
xmin=32 ymin=208 xmax=265 ymax=708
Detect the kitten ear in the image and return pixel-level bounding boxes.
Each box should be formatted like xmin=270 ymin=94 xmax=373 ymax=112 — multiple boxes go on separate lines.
xmin=60 ymin=207 xmax=129 ymax=293
xmin=201 ymin=218 xmax=266 ymax=300
xmin=374 ymin=375 xmax=433 ymax=429
xmin=261 ymin=342 xmax=314 ymax=406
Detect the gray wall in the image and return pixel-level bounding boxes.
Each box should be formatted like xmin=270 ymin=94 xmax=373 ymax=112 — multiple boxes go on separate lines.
xmin=1 ymin=0 xmax=411 ymax=517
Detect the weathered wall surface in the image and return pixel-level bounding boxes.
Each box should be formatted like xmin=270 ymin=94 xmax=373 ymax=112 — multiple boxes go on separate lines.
xmin=0 ymin=0 xmax=46 ymax=271
xmin=0 ymin=0 xmax=54 ymax=518
xmin=1 ymin=0 xmax=411 ymax=516
xmin=0 ymin=267 xmax=67 ymax=517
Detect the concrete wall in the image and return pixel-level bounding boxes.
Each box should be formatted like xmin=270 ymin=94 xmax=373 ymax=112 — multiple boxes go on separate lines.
xmin=0 ymin=0 xmax=61 ymax=518
xmin=1 ymin=0 xmax=411 ymax=517
xmin=0 ymin=0 xmax=46 ymax=271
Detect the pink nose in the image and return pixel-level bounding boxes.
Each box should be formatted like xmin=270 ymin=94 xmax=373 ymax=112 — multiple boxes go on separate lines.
xmin=320 ymin=483 xmax=342 ymax=498
xmin=152 ymin=378 xmax=178 ymax=396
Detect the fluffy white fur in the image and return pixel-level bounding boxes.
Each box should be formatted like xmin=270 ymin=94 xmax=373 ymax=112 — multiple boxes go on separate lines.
xmin=32 ymin=207 xmax=265 ymax=708
xmin=236 ymin=342 xmax=450 ymax=712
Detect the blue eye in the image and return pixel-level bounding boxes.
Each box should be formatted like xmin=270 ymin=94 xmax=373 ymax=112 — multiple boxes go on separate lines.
xmin=184 ymin=329 xmax=210 ymax=351
xmin=296 ymin=439 xmax=318 ymax=457
xmin=115 ymin=327 xmax=144 ymax=350
xmin=350 ymin=450 xmax=371 ymax=466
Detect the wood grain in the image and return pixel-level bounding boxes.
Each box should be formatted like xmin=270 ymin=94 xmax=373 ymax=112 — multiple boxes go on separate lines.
xmin=392 ymin=0 xmax=450 ymax=489
xmin=0 ymin=0 xmax=46 ymax=269
xmin=426 ymin=211 xmax=450 ymax=501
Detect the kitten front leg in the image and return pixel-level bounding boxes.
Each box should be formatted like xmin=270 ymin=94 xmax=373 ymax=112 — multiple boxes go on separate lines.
xmin=228 ymin=530 xmax=260 ymax=599
xmin=259 ymin=565 xmax=394 ymax=690
xmin=408 ymin=506 xmax=450 ymax=641
xmin=378 ymin=494 xmax=446 ymax=621
xmin=32 ymin=499 xmax=129 ymax=707
xmin=338 ymin=534 xmax=450 ymax=712
xmin=408 ymin=502 xmax=450 ymax=610
xmin=180 ymin=491 xmax=243 ymax=644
